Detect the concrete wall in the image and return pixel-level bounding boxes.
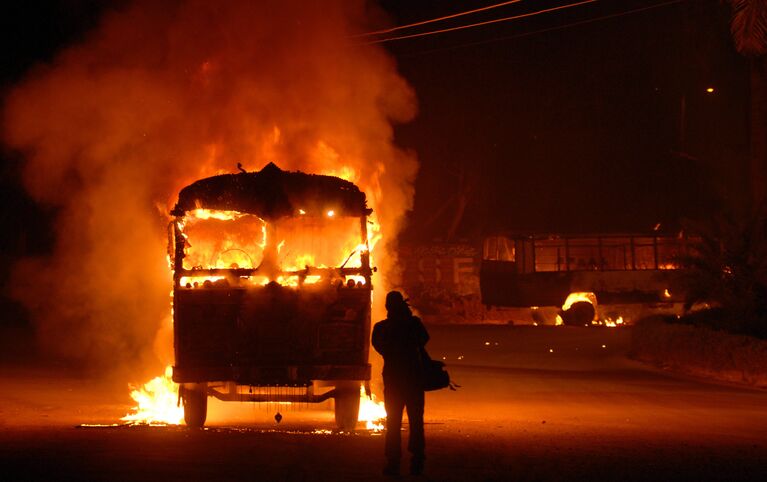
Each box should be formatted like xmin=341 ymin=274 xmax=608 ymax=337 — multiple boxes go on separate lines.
xmin=630 ymin=318 xmax=767 ymax=388
xmin=398 ymin=243 xmax=485 ymax=323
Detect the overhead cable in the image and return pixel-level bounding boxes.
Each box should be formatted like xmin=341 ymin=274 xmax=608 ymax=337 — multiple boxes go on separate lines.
xmin=398 ymin=0 xmax=686 ymax=57
xmin=356 ymin=0 xmax=527 ymax=37
xmin=365 ymin=0 xmax=599 ymax=44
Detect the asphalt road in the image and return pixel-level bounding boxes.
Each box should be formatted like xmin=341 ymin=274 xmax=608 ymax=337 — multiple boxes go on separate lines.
xmin=1 ymin=325 xmax=766 ymax=481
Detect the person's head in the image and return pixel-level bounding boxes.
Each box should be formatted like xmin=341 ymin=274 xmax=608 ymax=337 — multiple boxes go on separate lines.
xmin=385 ymin=290 xmax=411 ymax=318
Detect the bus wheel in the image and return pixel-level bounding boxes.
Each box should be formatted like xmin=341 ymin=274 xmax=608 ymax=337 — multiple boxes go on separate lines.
xmin=182 ymin=383 xmax=208 ymax=428
xmin=561 ymin=301 xmax=596 ymax=326
xmin=334 ymin=382 xmax=360 ymax=431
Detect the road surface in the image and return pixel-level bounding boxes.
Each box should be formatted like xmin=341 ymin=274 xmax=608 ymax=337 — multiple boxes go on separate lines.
xmin=1 ymin=325 xmax=766 ymax=481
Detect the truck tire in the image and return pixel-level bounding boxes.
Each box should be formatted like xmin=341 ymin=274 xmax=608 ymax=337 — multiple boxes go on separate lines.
xmin=334 ymin=382 xmax=360 ymax=431
xmin=182 ymin=383 xmax=208 ymax=428
xmin=560 ymin=301 xmax=595 ymax=326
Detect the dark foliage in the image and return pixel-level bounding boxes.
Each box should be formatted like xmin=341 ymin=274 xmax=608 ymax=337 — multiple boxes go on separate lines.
xmin=729 ymin=0 xmax=767 ymax=57
xmin=676 ymin=211 xmax=767 ymax=338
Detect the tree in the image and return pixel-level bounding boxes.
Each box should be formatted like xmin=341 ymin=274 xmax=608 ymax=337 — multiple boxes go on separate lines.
xmin=728 ymin=0 xmax=767 ymax=207
xmin=678 ymin=211 xmax=767 ymax=338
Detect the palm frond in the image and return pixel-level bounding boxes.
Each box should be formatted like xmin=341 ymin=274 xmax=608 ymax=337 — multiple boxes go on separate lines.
xmin=729 ymin=0 xmax=767 ymax=56
xmin=678 ymin=209 xmax=767 ymax=337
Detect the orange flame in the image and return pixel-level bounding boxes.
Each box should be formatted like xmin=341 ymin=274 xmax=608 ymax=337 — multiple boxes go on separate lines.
xmin=3 ymin=1 xmax=419 ymax=429
xmin=121 ymin=366 xmax=183 ymax=426
xmin=357 ymin=385 xmax=386 ymax=432
xmin=122 ymin=369 xmax=387 ymax=430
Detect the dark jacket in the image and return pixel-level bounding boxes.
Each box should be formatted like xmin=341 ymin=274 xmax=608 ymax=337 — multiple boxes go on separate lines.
xmin=372 ymin=312 xmax=429 ymax=389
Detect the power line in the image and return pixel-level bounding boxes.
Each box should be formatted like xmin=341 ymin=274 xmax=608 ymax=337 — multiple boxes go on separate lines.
xmin=356 ymin=0 xmax=527 ymax=37
xmin=365 ymin=0 xmax=599 ymax=44
xmin=396 ymin=0 xmax=686 ymax=58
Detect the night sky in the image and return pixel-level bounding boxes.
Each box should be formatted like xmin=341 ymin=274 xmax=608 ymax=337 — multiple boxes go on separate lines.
xmin=379 ymin=0 xmax=749 ymax=238
xmin=1 ymin=1 xmax=108 ymax=259
xmin=0 ymin=0 xmax=751 ymax=253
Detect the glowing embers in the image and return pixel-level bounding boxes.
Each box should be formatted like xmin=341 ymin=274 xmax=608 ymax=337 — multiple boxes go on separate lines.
xmin=180 ymin=275 xmax=226 ymax=288
xmin=121 ymin=366 xmax=183 ymax=426
xmin=602 ymin=315 xmax=624 ymax=327
xmin=178 ymin=274 xmax=367 ymax=290
xmin=269 ymin=275 xmax=367 ymax=289
xmin=179 ymin=275 xmax=270 ymax=289
xmin=358 ymin=385 xmax=386 ymax=432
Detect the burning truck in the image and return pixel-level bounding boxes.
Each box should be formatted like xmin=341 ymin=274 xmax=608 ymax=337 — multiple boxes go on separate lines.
xmin=168 ymin=163 xmax=374 ymax=429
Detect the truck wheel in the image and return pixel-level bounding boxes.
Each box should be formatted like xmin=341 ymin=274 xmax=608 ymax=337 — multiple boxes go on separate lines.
xmin=560 ymin=301 xmax=596 ymax=326
xmin=182 ymin=383 xmax=208 ymax=428
xmin=334 ymin=382 xmax=360 ymax=431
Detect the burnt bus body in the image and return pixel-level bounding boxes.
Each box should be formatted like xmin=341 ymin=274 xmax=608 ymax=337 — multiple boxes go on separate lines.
xmin=170 ymin=163 xmax=373 ymax=429
xmin=480 ymin=233 xmax=691 ymax=324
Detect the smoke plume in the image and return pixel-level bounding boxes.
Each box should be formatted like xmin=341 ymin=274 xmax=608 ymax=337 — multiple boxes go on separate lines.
xmin=3 ymin=0 xmax=417 ymax=374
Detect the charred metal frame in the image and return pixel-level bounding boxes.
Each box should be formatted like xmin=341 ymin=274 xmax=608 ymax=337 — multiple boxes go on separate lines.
xmin=205 ymin=383 xmax=337 ymax=403
xmin=170 ymin=164 xmax=374 ymax=393
xmin=480 ymin=232 xmax=694 ymax=307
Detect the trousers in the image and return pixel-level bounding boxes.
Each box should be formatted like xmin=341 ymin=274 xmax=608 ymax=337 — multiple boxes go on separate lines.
xmin=383 ymin=383 xmax=425 ymax=462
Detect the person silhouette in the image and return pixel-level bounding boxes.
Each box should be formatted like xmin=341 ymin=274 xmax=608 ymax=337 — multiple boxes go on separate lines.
xmin=372 ymin=290 xmax=430 ymax=476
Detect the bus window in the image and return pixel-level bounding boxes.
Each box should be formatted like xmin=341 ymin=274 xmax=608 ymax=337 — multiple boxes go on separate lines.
xmin=534 ymin=239 xmax=563 ymax=272
xmin=657 ymin=237 xmax=682 ymax=269
xmin=634 ymin=237 xmax=656 ymax=270
xmin=483 ymin=236 xmax=515 ymax=262
xmin=601 ymin=237 xmax=632 ymax=270
xmin=567 ymin=238 xmax=600 ymax=270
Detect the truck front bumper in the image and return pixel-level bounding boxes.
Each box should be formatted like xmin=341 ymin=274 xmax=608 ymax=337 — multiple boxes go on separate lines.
xmin=172 ymin=363 xmax=371 ymax=385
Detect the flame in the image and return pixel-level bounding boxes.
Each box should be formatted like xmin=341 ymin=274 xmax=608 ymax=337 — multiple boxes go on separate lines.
xmin=3 ymin=1 xmax=420 ymax=433
xmin=603 ymin=315 xmax=624 ymax=327
xmin=562 ymin=292 xmax=597 ymax=311
xmin=558 ymin=292 xmax=601 ymax=327
xmin=125 ymin=170 xmax=379 ymax=426
xmin=121 ymin=366 xmax=183 ymax=426
xmin=189 ymin=209 xmax=244 ymax=221
xmin=357 ymin=385 xmax=386 ymax=432
xmin=323 ymin=165 xmax=358 ymax=183
xmin=179 ymin=275 xmax=225 ymax=285
xmin=4 ymin=0 xmax=418 ymax=378
xmin=178 ymin=202 xmax=371 ymax=288
xmin=121 ymin=370 xmax=388 ymax=431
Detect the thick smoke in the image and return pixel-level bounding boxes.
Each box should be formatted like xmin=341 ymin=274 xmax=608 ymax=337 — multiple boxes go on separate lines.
xmin=3 ymin=0 xmax=417 ymax=375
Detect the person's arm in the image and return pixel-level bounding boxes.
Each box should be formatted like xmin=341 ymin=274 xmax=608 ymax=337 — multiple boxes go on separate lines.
xmin=371 ymin=322 xmax=385 ymax=355
xmin=413 ymin=316 xmax=429 ymax=347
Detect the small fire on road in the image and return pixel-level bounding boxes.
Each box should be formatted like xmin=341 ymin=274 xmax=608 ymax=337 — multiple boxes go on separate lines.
xmin=121 ymin=366 xmax=387 ymax=431
xmin=121 ymin=366 xmax=183 ymax=426
xmin=358 ymin=385 xmax=386 ymax=432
